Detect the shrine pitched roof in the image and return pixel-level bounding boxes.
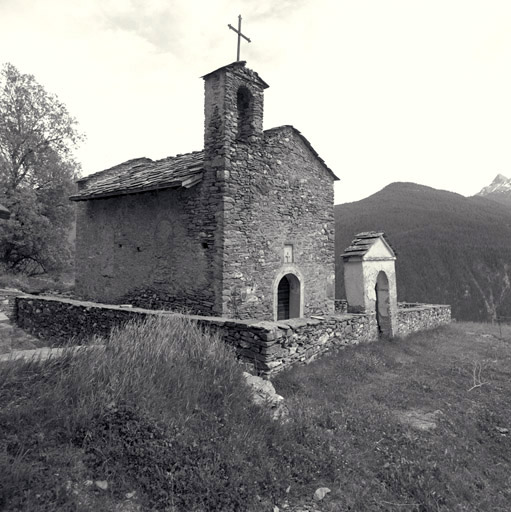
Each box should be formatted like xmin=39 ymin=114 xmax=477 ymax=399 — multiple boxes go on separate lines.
xmin=70 ymin=151 xmax=204 ymax=201
xmin=342 ymin=232 xmax=396 ymax=260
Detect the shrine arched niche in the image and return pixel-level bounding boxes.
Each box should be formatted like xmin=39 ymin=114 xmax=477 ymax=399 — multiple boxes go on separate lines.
xmin=375 ymin=270 xmax=391 ymax=338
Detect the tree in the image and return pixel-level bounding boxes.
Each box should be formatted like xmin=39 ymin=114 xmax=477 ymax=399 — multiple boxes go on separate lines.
xmin=0 ymin=63 xmax=83 ymax=274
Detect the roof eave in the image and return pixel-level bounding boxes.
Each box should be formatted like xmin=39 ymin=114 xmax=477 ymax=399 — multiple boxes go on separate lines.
xmin=69 ymin=179 xmax=199 ymax=202
xmin=201 ymin=61 xmax=270 ymax=89
xmin=342 ymin=254 xmax=364 ymax=261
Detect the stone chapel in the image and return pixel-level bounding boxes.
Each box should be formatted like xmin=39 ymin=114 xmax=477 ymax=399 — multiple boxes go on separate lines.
xmin=71 ymin=61 xmax=339 ymax=321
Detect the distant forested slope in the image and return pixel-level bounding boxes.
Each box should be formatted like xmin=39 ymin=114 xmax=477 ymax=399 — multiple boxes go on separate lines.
xmin=335 ymin=182 xmax=511 ymax=321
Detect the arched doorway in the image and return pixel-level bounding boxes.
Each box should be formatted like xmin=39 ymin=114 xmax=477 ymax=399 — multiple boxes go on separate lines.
xmin=277 ymin=273 xmax=301 ymax=320
xmin=375 ymin=271 xmax=391 ymax=338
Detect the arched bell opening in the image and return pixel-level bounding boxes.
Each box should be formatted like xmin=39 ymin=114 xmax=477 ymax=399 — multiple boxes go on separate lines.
xmin=236 ymin=85 xmax=254 ymax=141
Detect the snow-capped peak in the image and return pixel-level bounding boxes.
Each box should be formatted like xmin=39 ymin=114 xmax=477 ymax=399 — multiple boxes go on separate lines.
xmin=493 ymin=173 xmax=509 ymax=185
xmin=478 ymin=174 xmax=511 ymax=196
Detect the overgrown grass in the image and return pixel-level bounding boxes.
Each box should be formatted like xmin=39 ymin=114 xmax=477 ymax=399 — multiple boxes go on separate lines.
xmin=1 ymin=319 xmax=510 ymax=511
xmin=0 ymin=316 xmax=338 ymax=511
xmin=274 ymin=321 xmax=511 ymax=511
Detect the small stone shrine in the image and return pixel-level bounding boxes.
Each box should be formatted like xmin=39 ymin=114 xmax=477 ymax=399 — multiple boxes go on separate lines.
xmin=71 ymin=62 xmax=339 ymax=321
xmin=342 ymin=232 xmax=398 ymax=337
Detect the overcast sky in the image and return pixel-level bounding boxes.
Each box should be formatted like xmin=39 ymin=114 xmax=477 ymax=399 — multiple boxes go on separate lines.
xmin=1 ymin=0 xmax=510 ymax=204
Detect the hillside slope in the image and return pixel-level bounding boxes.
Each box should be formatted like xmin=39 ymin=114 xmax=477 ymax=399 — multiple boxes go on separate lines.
xmin=335 ymin=182 xmax=511 ymax=321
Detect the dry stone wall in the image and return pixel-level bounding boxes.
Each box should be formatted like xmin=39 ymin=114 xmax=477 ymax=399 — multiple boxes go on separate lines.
xmin=397 ymin=303 xmax=451 ymax=337
xmin=16 ymin=296 xmax=154 ymax=343
xmin=75 ymin=187 xmax=217 ymax=316
xmin=14 ymin=295 xmax=450 ymax=377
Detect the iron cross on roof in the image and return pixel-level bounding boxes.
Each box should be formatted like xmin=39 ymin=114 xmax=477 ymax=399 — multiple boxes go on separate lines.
xmin=228 ymin=15 xmax=251 ymax=61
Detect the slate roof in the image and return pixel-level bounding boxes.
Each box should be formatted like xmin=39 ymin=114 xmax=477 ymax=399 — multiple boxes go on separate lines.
xmin=70 ymin=151 xmax=204 ymax=201
xmin=70 ymin=127 xmax=338 ymax=201
xmin=342 ymin=231 xmax=395 ymax=259
xmin=0 ymin=203 xmax=10 ymax=220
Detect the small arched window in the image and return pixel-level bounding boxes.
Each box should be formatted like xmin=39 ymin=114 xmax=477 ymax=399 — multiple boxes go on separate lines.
xmin=236 ymin=86 xmax=253 ymax=141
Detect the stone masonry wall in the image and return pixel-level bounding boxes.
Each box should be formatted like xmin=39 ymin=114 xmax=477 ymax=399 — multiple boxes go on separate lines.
xmin=75 ymin=186 xmax=217 ymax=316
xmin=14 ymin=295 xmax=449 ymax=377
xmin=397 ymin=303 xmax=451 ymax=337
xmin=221 ymin=126 xmax=336 ymax=320
xmin=202 ymin=63 xmax=269 ymax=317
xmin=203 ymin=64 xmax=336 ymax=320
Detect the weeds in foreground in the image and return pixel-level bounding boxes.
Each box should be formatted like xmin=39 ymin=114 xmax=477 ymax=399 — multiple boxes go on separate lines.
xmin=0 ymin=316 xmax=338 ymax=511
xmin=273 ymin=322 xmax=511 ymax=511
xmin=1 ymin=320 xmax=511 ymax=510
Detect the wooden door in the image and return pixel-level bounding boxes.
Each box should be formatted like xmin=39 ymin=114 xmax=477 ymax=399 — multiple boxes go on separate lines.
xmin=277 ymin=276 xmax=290 ymax=320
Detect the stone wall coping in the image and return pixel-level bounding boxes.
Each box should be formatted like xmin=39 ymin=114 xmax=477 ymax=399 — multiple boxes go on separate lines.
xmin=16 ymin=293 xmax=177 ymax=315
xmin=0 ymin=288 xmax=24 ymax=296
xmin=335 ymin=312 xmax=373 ymax=317
xmin=15 ymin=295 xmax=338 ymax=332
xmin=16 ymin=294 xmax=247 ymax=325
xmin=15 ymin=294 xmax=450 ymax=344
xmin=247 ymin=320 xmax=280 ymax=331
xmin=276 ymin=318 xmax=310 ymax=330
xmin=15 ymin=294 xmax=377 ymax=332
xmin=398 ymin=304 xmax=451 ymax=312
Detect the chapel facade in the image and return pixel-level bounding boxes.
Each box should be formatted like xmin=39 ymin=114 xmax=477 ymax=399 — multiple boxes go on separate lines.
xmin=71 ymin=62 xmax=339 ymax=321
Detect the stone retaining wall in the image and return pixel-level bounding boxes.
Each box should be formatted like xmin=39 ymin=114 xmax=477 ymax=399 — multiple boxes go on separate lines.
xmin=13 ymin=295 xmax=450 ymax=377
